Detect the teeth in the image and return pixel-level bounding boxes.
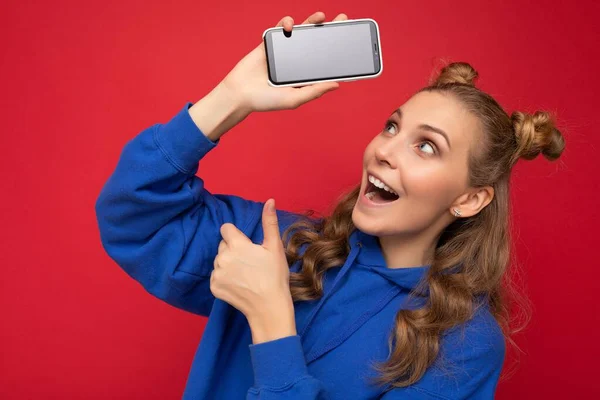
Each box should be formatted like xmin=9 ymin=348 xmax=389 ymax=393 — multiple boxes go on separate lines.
xmin=368 ymin=175 xmax=398 ymax=196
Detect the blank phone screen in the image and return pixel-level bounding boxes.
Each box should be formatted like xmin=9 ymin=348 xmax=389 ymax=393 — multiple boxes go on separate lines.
xmin=266 ymin=21 xmax=379 ymax=84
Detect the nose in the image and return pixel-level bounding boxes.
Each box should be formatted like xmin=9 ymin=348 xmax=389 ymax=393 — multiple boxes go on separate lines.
xmin=374 ymin=142 xmax=397 ymax=169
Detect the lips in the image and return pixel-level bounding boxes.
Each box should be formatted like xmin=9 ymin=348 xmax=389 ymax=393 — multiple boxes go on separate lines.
xmin=360 ymin=184 xmax=401 ymax=208
xmin=360 ymin=173 xmax=401 ymax=208
xmin=366 ymin=170 xmax=397 ymax=195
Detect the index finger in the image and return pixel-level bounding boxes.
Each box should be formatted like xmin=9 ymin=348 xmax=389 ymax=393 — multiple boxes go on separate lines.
xmin=275 ymin=11 xmax=327 ymax=34
xmin=220 ymin=222 xmax=247 ymax=245
xmin=301 ymin=11 xmax=326 ymax=25
xmin=275 ymin=16 xmax=294 ymax=31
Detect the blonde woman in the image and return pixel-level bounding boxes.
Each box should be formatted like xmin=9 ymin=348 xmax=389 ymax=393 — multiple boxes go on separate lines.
xmin=95 ymin=11 xmax=565 ymax=400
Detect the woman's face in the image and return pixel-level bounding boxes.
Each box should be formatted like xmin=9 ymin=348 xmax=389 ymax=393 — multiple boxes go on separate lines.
xmin=352 ymin=90 xmax=481 ymax=238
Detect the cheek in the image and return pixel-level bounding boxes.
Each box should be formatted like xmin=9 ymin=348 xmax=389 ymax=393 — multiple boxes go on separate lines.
xmin=402 ymin=165 xmax=457 ymax=204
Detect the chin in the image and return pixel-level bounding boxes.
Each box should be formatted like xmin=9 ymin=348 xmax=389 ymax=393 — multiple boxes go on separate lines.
xmin=351 ymin=203 xmax=382 ymax=236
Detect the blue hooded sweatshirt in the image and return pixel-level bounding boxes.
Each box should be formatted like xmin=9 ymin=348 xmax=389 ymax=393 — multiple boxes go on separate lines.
xmin=95 ymin=102 xmax=505 ymax=399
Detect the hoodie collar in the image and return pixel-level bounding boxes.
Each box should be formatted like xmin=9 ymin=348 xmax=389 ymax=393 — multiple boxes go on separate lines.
xmin=350 ymin=229 xmax=430 ymax=291
xmin=298 ymin=228 xmax=430 ymax=338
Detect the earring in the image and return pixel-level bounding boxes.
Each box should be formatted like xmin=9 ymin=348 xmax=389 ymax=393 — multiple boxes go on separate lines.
xmin=453 ymin=208 xmax=461 ymax=217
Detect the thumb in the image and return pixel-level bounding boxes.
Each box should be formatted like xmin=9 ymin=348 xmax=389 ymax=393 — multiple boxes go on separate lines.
xmin=261 ymin=198 xmax=282 ymax=250
xmin=287 ymin=82 xmax=339 ymax=107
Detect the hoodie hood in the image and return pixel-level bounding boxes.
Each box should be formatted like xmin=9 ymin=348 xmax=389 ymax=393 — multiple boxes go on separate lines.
xmin=293 ymin=228 xmax=431 ymax=364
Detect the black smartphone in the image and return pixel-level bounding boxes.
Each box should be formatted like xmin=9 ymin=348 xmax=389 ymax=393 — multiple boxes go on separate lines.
xmin=262 ymin=18 xmax=383 ymax=87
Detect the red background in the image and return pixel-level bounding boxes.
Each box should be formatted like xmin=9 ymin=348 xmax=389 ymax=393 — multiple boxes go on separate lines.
xmin=1 ymin=0 xmax=598 ymax=398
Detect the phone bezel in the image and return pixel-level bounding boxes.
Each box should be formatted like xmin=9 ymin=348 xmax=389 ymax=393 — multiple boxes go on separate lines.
xmin=262 ymin=18 xmax=383 ymax=88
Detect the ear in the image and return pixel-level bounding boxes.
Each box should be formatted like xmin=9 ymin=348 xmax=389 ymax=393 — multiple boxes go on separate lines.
xmin=451 ymin=185 xmax=494 ymax=218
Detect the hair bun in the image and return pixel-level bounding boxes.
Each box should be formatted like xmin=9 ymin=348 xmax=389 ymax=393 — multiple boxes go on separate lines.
xmin=510 ymin=111 xmax=565 ymax=164
xmin=432 ymin=62 xmax=479 ymax=87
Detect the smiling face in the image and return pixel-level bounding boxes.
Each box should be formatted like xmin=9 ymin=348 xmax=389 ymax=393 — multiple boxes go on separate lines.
xmin=352 ymin=90 xmax=482 ymax=239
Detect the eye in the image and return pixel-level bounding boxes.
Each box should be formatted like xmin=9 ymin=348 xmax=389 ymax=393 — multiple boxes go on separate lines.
xmin=383 ymin=120 xmax=397 ymax=134
xmin=383 ymin=120 xmax=437 ymax=156
xmin=417 ymin=140 xmax=437 ymax=156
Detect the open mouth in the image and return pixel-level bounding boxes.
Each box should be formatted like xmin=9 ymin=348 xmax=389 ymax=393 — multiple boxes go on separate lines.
xmin=364 ymin=181 xmax=400 ymax=204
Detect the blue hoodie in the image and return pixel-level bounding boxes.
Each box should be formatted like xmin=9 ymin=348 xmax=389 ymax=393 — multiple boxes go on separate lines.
xmin=95 ymin=102 xmax=505 ymax=399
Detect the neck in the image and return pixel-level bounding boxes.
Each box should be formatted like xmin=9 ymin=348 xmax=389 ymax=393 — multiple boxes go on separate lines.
xmin=377 ymin=221 xmax=444 ymax=269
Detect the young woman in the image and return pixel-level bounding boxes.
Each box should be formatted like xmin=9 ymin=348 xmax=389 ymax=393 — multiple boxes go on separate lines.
xmin=95 ymin=11 xmax=565 ymax=400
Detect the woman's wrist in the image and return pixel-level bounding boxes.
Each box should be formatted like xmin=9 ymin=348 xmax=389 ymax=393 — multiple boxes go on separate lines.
xmin=188 ymin=81 xmax=251 ymax=142
xmin=248 ymin=302 xmax=297 ymax=344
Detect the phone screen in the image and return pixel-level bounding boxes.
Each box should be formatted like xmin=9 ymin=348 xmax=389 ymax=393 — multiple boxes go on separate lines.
xmin=264 ymin=20 xmax=381 ymax=85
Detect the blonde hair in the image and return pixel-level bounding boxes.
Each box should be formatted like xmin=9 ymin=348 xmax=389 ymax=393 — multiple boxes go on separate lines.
xmin=281 ymin=62 xmax=565 ymax=389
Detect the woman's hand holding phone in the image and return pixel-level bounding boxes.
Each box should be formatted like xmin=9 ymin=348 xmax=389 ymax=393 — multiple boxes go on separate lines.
xmin=222 ymin=11 xmax=346 ymax=113
xmin=189 ymin=12 xmax=346 ymax=142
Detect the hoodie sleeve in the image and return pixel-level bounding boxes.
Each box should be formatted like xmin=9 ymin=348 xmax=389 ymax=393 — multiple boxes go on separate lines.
xmin=246 ymin=335 xmax=329 ymax=400
xmin=378 ymin=387 xmax=450 ymax=399
xmin=94 ymin=102 xmax=298 ymax=317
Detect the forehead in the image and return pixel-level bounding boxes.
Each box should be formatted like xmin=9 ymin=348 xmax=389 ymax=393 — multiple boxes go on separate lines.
xmin=399 ymin=91 xmax=479 ymax=150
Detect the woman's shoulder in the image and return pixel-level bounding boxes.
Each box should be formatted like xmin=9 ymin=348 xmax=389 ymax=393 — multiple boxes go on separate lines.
xmin=440 ymin=301 xmax=506 ymax=365
xmin=408 ymin=302 xmax=506 ymax=399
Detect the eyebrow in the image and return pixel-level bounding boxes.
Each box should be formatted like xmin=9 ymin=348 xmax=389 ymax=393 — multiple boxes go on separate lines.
xmin=394 ymin=109 xmax=452 ymax=150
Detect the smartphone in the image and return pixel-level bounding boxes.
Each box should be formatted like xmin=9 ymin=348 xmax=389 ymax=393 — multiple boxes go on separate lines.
xmin=262 ymin=18 xmax=383 ymax=87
